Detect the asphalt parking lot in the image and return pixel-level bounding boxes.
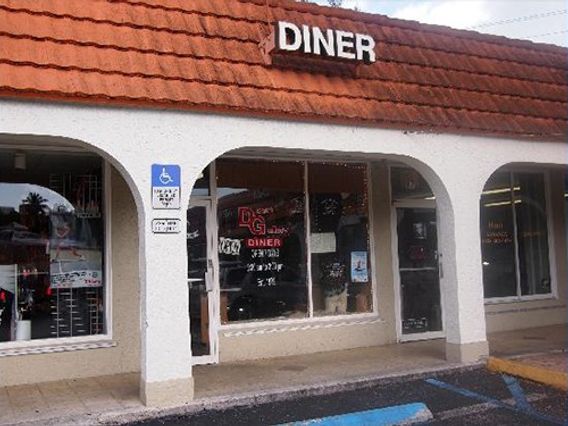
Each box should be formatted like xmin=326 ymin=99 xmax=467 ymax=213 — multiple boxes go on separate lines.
xmin=134 ymin=366 xmax=567 ymax=425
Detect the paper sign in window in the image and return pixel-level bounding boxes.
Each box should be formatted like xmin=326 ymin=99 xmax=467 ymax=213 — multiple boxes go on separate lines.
xmin=351 ymin=251 xmax=368 ymax=283
xmin=310 ymin=232 xmax=337 ymax=254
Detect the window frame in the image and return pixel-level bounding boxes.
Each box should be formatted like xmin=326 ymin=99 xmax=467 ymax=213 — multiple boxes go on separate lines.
xmin=482 ymin=169 xmax=558 ymax=304
xmin=0 ymin=149 xmax=113 ymax=355
xmin=214 ymin=156 xmax=379 ymax=330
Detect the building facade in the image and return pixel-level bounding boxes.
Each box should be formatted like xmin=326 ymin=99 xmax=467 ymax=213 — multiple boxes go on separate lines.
xmin=0 ymin=0 xmax=566 ymax=407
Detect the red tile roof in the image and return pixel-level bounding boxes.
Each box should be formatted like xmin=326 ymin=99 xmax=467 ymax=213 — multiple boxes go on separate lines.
xmin=0 ymin=0 xmax=566 ymax=140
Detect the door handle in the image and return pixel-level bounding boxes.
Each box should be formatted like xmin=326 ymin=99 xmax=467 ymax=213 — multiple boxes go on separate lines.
xmin=205 ymin=270 xmax=214 ymax=293
xmin=205 ymin=259 xmax=214 ymax=292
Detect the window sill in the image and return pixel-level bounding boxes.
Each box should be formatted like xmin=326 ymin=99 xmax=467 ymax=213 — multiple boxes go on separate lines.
xmin=0 ymin=337 xmax=116 ymax=358
xmin=220 ymin=313 xmax=383 ymax=337
xmin=484 ymin=294 xmax=557 ymax=305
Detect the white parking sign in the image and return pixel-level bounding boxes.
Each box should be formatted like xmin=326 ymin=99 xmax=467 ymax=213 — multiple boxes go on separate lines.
xmin=152 ymin=164 xmax=181 ymax=209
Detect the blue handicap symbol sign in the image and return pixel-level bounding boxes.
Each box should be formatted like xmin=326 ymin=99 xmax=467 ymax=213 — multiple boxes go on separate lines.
xmin=152 ymin=164 xmax=180 ymax=188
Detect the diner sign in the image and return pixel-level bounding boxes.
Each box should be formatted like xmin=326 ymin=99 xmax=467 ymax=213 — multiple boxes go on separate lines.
xmin=265 ymin=21 xmax=376 ymax=65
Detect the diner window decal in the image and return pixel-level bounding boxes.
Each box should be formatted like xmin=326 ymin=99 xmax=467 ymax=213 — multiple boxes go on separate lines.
xmin=217 ymin=159 xmax=307 ymax=323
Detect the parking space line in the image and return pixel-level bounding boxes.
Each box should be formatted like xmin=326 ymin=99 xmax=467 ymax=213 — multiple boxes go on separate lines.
xmin=502 ymin=374 xmax=532 ymax=411
xmin=278 ymin=402 xmax=433 ymax=426
xmin=425 ymin=378 xmax=564 ymax=425
xmin=435 ymin=392 xmax=548 ymax=422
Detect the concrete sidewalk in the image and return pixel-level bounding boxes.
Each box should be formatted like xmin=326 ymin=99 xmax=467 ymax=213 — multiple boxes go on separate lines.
xmin=487 ymin=324 xmax=567 ymax=392
xmin=515 ymin=352 xmax=567 ymax=374
xmin=0 ymin=339 xmax=451 ymax=426
xmin=0 ymin=325 xmax=565 ymax=425
xmin=192 ymin=323 xmax=567 ymax=400
xmin=0 ymin=374 xmax=141 ymax=425
xmin=194 ymin=338 xmax=448 ymax=399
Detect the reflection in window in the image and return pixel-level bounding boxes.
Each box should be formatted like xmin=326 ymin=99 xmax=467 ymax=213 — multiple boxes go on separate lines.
xmin=215 ymin=159 xmax=375 ymax=323
xmin=216 ymin=159 xmax=307 ymax=323
xmin=0 ymin=151 xmax=105 ymax=343
xmin=396 ymin=208 xmax=442 ymax=333
xmin=515 ymin=173 xmax=551 ymax=296
xmin=480 ymin=171 xmax=551 ymax=299
xmin=309 ymin=163 xmax=372 ymax=316
xmin=391 ymin=167 xmax=434 ymax=201
xmin=480 ymin=172 xmax=518 ymax=298
xmin=190 ymin=166 xmax=210 ymax=197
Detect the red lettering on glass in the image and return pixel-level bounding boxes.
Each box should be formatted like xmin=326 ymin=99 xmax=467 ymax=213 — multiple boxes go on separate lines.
xmin=246 ymin=238 xmax=283 ymax=248
xmin=238 ymin=207 xmax=266 ymax=236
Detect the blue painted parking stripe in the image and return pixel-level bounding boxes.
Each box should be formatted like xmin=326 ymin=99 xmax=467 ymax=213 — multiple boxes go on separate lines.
xmin=502 ymin=374 xmax=532 ymax=411
xmin=279 ymin=402 xmax=432 ymax=426
xmin=425 ymin=378 xmax=564 ymax=425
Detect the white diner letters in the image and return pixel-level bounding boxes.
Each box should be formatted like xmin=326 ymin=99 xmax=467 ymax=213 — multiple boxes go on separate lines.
xmin=276 ymin=21 xmax=376 ymax=64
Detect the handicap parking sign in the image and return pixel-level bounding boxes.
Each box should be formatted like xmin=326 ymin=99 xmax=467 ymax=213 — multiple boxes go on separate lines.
xmin=152 ymin=164 xmax=181 ymax=209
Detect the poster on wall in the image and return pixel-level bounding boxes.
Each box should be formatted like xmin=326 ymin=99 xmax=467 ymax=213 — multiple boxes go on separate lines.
xmin=50 ymin=266 xmax=103 ymax=289
xmin=351 ymin=251 xmax=368 ymax=283
xmin=49 ymin=210 xmax=103 ymax=289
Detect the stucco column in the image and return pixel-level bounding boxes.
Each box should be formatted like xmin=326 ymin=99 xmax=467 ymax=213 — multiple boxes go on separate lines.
xmin=437 ymin=179 xmax=489 ymax=364
xmin=139 ymin=208 xmax=193 ymax=406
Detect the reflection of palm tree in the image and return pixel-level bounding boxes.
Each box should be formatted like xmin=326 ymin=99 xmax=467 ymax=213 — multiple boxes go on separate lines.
xmin=21 ymin=192 xmax=49 ymax=232
xmin=22 ymin=192 xmax=49 ymax=216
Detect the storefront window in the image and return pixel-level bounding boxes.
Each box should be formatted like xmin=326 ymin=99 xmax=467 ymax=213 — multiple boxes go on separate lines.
xmin=480 ymin=171 xmax=551 ymax=299
xmin=216 ymin=159 xmax=307 ymax=323
xmin=215 ymin=159 xmax=374 ymax=323
xmin=191 ymin=166 xmax=210 ymax=197
xmin=0 ymin=151 xmax=105 ymax=343
xmin=514 ymin=173 xmax=551 ymax=295
xmin=480 ymin=172 xmax=518 ymax=298
xmin=309 ymin=163 xmax=372 ymax=316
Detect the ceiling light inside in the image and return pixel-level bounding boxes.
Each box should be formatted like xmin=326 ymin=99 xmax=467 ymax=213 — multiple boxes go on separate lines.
xmin=14 ymin=152 xmax=26 ymax=170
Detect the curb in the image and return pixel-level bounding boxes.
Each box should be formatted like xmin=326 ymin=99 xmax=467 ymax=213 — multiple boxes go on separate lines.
xmin=6 ymin=362 xmax=483 ymax=426
xmin=487 ymin=356 xmax=568 ymax=391
xmin=97 ymin=362 xmax=483 ymax=425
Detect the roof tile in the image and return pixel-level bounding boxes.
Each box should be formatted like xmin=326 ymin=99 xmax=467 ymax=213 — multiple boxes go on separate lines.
xmin=0 ymin=0 xmax=566 ymax=140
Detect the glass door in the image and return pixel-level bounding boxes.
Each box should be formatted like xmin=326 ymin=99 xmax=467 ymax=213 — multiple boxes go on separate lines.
xmin=187 ymin=200 xmax=217 ymax=364
xmin=395 ymin=207 xmax=443 ymax=340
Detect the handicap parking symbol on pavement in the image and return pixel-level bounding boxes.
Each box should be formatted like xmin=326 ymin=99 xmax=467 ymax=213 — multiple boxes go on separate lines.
xmin=152 ymin=164 xmax=181 ymax=209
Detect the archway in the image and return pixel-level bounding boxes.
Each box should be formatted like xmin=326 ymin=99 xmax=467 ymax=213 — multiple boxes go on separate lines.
xmin=182 ymin=146 xmax=468 ymax=398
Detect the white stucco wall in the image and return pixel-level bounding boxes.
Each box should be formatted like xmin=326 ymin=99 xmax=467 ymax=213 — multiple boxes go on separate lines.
xmin=1 ymin=99 xmax=566 ymax=390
